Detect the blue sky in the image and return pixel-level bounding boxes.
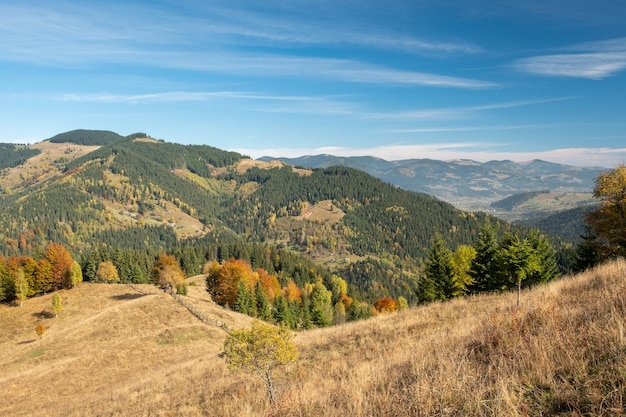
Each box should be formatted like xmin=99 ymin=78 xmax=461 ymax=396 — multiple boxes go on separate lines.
xmin=1 ymin=0 xmax=626 ymax=167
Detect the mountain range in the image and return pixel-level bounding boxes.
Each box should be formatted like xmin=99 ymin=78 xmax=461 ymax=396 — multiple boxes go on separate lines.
xmin=0 ymin=130 xmax=588 ymax=303
xmin=259 ymin=155 xmax=604 ymax=210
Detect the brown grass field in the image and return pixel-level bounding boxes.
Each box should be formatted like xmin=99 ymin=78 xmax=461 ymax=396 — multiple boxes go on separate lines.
xmin=1 ymin=260 xmax=625 ymax=416
xmin=1 ymin=141 xmax=100 ymax=193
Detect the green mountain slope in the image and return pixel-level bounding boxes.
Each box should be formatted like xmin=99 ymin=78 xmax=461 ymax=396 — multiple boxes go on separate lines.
xmin=491 ymin=190 xmax=550 ymax=211
xmin=0 ymin=130 xmax=576 ymax=303
xmin=0 ymin=143 xmax=40 ymax=170
xmin=517 ymin=204 xmax=599 ymax=242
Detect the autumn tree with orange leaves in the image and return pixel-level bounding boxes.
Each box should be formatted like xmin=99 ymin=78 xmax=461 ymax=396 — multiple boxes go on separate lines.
xmin=45 ymin=244 xmax=74 ymax=292
xmin=207 ymin=258 xmax=256 ymax=307
xmin=256 ymin=268 xmax=281 ymax=302
xmin=374 ymin=297 xmax=398 ymax=314
xmin=151 ymin=253 xmax=186 ymax=293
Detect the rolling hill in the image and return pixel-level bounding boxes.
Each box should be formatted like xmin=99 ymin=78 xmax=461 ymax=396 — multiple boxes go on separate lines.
xmin=3 ymin=130 xmax=542 ymax=304
xmin=260 ymin=155 xmax=604 ymax=211
xmin=2 ymin=259 xmax=624 ymax=416
xmin=489 ymin=190 xmax=598 ymax=234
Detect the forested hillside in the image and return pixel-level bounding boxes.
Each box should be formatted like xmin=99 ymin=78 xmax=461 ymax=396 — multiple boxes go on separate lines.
xmin=517 ymin=205 xmax=598 ymax=242
xmin=262 ymin=155 xmax=602 ymax=205
xmin=0 ymin=130 xmax=577 ymax=311
xmin=0 ymin=143 xmax=40 ymax=170
xmin=48 ymin=129 xmax=124 ymax=145
xmin=491 ymin=190 xmax=550 ymax=211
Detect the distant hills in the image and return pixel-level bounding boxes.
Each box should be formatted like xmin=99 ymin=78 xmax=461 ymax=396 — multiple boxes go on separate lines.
xmin=0 ymin=130 xmax=512 ymax=303
xmin=489 ymin=190 xmax=598 ymax=241
xmin=259 ymin=154 xmax=604 ymax=240
xmin=259 ymin=155 xmax=604 ymax=209
xmin=0 ymin=130 xmax=594 ymax=302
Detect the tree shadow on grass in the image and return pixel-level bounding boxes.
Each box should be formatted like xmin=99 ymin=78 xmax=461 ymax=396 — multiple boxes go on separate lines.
xmin=32 ymin=310 xmax=55 ymax=319
xmin=110 ymin=293 xmax=146 ymax=301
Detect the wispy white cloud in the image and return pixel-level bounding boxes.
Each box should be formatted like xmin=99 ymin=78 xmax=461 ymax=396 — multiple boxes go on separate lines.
xmin=236 ymin=144 xmax=626 ymax=167
xmin=389 ymin=124 xmax=552 ymax=133
xmin=513 ymin=53 xmax=626 ymax=79
xmin=195 ymin=4 xmax=483 ymax=54
xmin=151 ymin=52 xmax=495 ymax=87
xmin=368 ymin=97 xmax=576 ymax=120
xmin=62 ymin=91 xmax=568 ymax=121
xmin=60 ymin=91 xmax=323 ymax=104
xmin=0 ymin=2 xmax=489 ymax=88
xmin=513 ymin=37 xmax=626 ymax=79
xmin=60 ymin=90 xmax=360 ymax=115
xmin=573 ymin=37 xmax=626 ymax=53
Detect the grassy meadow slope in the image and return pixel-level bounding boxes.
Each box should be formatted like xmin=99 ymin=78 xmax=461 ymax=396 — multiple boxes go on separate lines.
xmin=2 ymin=260 xmax=625 ymax=416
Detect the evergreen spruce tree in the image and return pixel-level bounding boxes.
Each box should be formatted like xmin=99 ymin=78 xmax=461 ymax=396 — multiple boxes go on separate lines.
xmin=469 ymin=220 xmax=501 ymax=293
xmin=81 ymin=249 xmax=100 ymax=282
xmin=273 ymin=295 xmax=294 ymax=328
xmin=417 ymin=269 xmax=437 ymax=302
xmin=255 ymin=281 xmax=272 ymax=322
xmin=498 ymin=233 xmax=541 ymax=309
xmin=422 ymin=234 xmax=455 ymax=301
xmin=573 ymin=227 xmax=601 ymax=272
xmin=234 ymin=280 xmax=256 ymax=316
xmin=298 ymin=293 xmax=312 ymax=329
xmin=310 ymin=281 xmax=333 ymax=327
xmin=524 ymin=229 xmax=558 ymax=286
xmin=1 ymin=268 xmax=16 ymax=302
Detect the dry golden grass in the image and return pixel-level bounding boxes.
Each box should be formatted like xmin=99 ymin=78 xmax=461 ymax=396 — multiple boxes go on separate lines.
xmin=133 ymin=137 xmax=160 ymax=143
xmin=2 ymin=260 xmax=625 ymax=416
xmin=1 ymin=141 xmax=100 ymax=192
xmin=294 ymin=199 xmax=345 ymax=224
xmin=225 ymin=158 xmax=312 ymax=176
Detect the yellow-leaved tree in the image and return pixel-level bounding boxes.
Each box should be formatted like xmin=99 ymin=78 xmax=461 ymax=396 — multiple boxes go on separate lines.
xmin=14 ymin=268 xmax=29 ymax=307
xmin=222 ymin=320 xmax=298 ymax=405
xmin=151 ymin=253 xmax=186 ymax=294
xmin=97 ymin=260 xmax=119 ymax=283
xmin=51 ymin=293 xmax=63 ymax=318
xmin=587 ymin=163 xmax=626 ymax=258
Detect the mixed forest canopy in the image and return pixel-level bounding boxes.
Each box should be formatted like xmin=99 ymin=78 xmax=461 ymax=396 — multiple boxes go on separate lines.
xmin=1 ymin=129 xmax=608 ymax=321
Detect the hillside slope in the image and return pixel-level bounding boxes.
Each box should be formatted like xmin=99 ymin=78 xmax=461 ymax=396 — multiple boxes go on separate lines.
xmin=0 ymin=280 xmax=253 ymax=417
xmin=3 ymin=130 xmax=538 ymax=303
xmin=261 ymin=155 xmax=603 ymax=208
xmin=2 ymin=260 xmax=624 ymax=416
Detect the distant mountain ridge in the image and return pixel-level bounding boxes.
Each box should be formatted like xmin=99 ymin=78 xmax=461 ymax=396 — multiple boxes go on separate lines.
xmin=3 ymin=130 xmax=526 ymax=304
xmin=259 ymin=155 xmax=604 ymax=208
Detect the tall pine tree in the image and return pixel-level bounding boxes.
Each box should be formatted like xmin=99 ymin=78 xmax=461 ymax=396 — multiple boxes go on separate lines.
xmin=420 ymin=234 xmax=455 ymax=302
xmin=469 ymin=220 xmax=501 ymax=293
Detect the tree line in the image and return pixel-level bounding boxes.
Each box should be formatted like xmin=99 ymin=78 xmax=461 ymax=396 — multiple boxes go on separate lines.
xmin=419 ymin=225 xmax=558 ymax=308
xmin=0 ymin=243 xmax=82 ymax=304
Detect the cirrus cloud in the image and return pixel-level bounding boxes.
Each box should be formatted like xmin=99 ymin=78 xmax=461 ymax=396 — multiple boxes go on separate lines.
xmin=513 ymin=37 xmax=626 ymax=79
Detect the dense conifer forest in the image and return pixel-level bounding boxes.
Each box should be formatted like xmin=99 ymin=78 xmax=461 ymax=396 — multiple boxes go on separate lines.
xmin=0 ymin=130 xmax=580 ymax=320
xmin=0 ymin=143 xmax=40 ymax=170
